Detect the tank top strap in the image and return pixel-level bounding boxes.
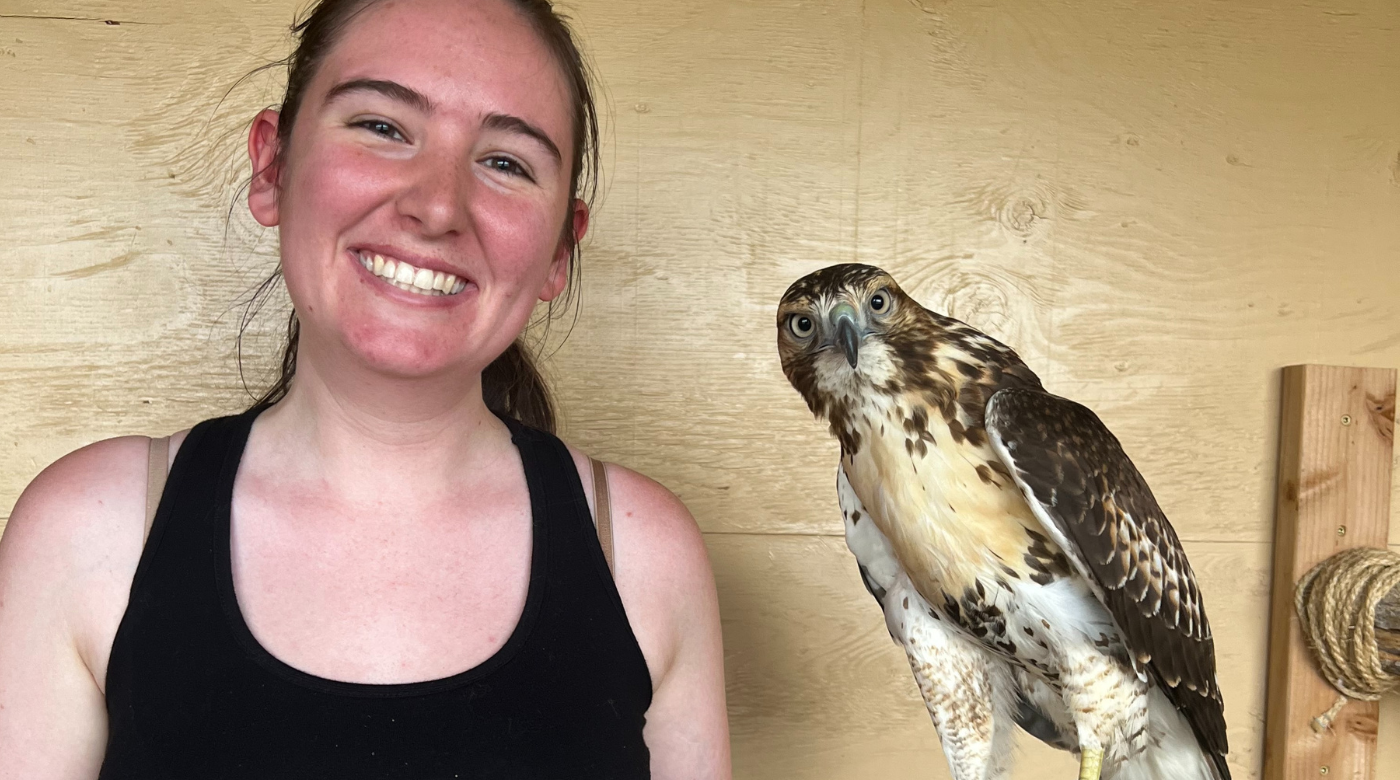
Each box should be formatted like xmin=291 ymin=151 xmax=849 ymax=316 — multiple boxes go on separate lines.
xmin=119 ymin=408 xmax=257 ymax=642
xmin=499 ymin=416 xmax=621 ymax=599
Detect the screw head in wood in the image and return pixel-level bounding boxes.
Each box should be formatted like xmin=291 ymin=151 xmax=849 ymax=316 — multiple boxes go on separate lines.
xmin=1337 ymin=525 xmax=1347 ymax=537
xmin=1320 ymin=767 xmax=1329 ymax=776
xmin=1341 ymin=414 xmax=1352 ymax=426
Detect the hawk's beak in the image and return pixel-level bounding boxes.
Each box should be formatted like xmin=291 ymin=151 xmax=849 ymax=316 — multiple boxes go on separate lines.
xmin=830 ymin=303 xmax=861 ymax=368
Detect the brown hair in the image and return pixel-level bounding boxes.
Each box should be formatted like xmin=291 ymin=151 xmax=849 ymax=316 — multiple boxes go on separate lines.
xmin=244 ymin=0 xmax=600 ymax=433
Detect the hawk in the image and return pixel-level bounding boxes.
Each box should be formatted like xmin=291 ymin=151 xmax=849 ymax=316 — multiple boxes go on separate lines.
xmin=776 ymin=264 xmax=1229 ymax=780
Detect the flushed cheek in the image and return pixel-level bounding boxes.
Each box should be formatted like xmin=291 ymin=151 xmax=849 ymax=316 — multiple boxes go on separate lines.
xmin=280 ymin=151 xmax=402 ymax=307
xmin=289 ymin=146 xmax=397 ymax=237
xmin=470 ymin=187 xmax=566 ymax=286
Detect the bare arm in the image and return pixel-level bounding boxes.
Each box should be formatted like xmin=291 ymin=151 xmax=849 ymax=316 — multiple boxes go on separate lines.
xmin=0 ymin=437 xmax=152 ymax=779
xmin=586 ymin=461 xmax=731 ymax=780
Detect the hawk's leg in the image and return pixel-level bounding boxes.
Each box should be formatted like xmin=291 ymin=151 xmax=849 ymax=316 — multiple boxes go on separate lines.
xmin=839 ymin=467 xmax=1016 ymax=778
xmin=1078 ymin=748 xmax=1103 ymax=780
xmin=887 ymin=576 xmax=1014 ymax=780
xmin=1056 ymin=645 xmax=1150 ymax=780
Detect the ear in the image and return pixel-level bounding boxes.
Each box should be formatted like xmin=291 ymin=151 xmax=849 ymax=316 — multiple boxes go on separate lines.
xmin=247 ymin=108 xmax=283 ymax=227
xmin=540 ymin=198 xmax=589 ymax=302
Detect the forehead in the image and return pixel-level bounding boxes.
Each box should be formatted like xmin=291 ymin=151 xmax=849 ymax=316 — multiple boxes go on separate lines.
xmin=314 ymin=0 xmax=572 ymax=138
xmin=780 ymin=263 xmax=892 ymax=306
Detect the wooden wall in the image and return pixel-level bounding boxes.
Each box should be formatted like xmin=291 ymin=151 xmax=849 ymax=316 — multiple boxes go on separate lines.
xmin=2 ymin=1 xmax=1397 ymax=776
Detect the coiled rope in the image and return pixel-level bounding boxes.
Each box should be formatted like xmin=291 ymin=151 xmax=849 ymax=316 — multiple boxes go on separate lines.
xmin=1294 ymin=546 xmax=1400 ymax=732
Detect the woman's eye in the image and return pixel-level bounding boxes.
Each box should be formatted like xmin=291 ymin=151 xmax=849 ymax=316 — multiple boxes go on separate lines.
xmin=789 ymin=314 xmax=814 ymax=338
xmin=870 ymin=291 xmax=889 ymax=313
xmin=353 ymin=119 xmax=406 ymax=142
xmin=483 ymin=156 xmax=533 ymax=181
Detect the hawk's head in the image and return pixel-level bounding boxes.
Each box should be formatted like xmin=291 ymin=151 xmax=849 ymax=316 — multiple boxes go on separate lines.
xmin=777 ymin=263 xmax=1039 ymax=452
xmin=777 ymin=263 xmax=914 ymax=406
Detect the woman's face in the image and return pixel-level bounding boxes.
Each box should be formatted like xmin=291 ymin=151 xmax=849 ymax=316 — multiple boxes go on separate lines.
xmin=248 ymin=0 xmax=584 ymax=382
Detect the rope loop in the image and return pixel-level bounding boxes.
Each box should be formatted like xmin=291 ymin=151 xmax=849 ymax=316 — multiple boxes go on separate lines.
xmin=1294 ymin=546 xmax=1400 ymax=731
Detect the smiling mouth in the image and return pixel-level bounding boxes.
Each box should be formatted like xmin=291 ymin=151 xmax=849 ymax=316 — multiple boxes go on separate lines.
xmin=356 ymin=250 xmax=468 ymax=297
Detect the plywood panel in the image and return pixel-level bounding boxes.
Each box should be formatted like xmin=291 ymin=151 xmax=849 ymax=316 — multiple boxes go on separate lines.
xmin=2 ymin=1 xmax=1398 ymax=777
xmin=2 ymin=2 xmax=1397 ymax=540
xmin=555 ymin=0 xmax=1400 ymax=546
xmin=0 ymin=1 xmax=296 ymax=509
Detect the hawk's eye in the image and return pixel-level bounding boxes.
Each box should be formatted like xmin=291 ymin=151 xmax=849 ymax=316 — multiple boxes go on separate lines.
xmin=789 ymin=314 xmax=815 ymax=338
xmin=870 ymin=290 xmax=890 ymax=313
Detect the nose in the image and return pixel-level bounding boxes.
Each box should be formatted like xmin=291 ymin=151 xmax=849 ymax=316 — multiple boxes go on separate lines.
xmin=395 ymin=150 xmax=471 ymax=237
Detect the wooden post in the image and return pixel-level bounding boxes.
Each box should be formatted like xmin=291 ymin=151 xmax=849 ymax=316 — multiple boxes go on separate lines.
xmin=1377 ymin=589 xmax=1400 ymax=677
xmin=1264 ymin=365 xmax=1396 ymax=780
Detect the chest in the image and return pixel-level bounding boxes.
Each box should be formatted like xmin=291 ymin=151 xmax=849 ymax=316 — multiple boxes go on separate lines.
xmin=229 ymin=478 xmax=535 ymax=685
xmin=842 ymin=400 xmax=1039 ymax=581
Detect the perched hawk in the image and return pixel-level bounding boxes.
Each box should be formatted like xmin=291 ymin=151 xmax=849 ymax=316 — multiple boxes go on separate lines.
xmin=776 ymin=264 xmax=1228 ymax=780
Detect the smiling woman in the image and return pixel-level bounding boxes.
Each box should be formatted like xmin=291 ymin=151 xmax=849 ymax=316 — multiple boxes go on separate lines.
xmin=0 ymin=1 xmax=730 ymax=778
xmin=247 ymin=0 xmax=600 ymax=426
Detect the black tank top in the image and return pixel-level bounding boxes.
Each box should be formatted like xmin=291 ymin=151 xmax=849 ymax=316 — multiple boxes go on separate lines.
xmin=99 ymin=407 xmax=653 ymax=779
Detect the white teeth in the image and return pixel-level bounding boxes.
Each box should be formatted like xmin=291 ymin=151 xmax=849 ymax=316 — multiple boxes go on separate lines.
xmin=358 ymin=251 xmax=469 ymax=297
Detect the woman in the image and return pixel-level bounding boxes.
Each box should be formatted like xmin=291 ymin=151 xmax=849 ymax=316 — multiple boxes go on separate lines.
xmin=0 ymin=0 xmax=730 ymax=777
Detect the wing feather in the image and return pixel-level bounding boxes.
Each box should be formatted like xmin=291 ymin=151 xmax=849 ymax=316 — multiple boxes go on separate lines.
xmin=984 ymin=388 xmax=1229 ymax=780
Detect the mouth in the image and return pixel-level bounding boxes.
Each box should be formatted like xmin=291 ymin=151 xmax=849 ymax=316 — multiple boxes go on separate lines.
xmin=354 ymin=249 xmax=470 ymax=298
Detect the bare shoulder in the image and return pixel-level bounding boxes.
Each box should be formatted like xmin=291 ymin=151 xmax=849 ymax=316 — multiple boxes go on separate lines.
xmin=3 ymin=437 xmax=151 ymax=651
xmin=0 ymin=432 xmax=192 ymax=775
xmin=1 ymin=430 xmax=188 ymax=680
xmin=600 ymin=462 xmax=717 ymax=683
xmin=563 ymin=445 xmax=731 ymax=778
xmin=561 ymin=446 xmax=715 ymax=665
xmin=606 ymin=462 xmax=708 ymax=568
xmin=4 ymin=428 xmax=191 ymax=548
xmin=563 ymin=446 xmax=712 ymax=598
xmin=4 ymin=435 xmax=150 ymax=558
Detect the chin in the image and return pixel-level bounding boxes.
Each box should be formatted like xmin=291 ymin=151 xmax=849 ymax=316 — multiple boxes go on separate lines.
xmin=340 ymin=322 xmax=483 ymax=380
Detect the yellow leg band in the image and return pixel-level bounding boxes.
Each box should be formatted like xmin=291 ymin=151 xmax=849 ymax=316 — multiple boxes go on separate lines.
xmin=1078 ymin=747 xmax=1103 ymax=780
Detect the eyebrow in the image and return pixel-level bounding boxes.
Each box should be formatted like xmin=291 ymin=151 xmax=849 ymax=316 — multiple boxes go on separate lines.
xmin=325 ymin=78 xmax=436 ymax=114
xmin=483 ymin=112 xmax=562 ymax=164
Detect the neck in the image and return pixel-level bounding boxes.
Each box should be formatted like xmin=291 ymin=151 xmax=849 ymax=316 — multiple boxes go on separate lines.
xmin=250 ymin=336 xmax=515 ymax=502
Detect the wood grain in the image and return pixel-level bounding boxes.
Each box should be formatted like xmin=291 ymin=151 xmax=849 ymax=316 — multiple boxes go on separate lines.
xmin=1264 ymin=366 xmax=1397 ymax=780
xmin=2 ymin=2 xmax=1399 ymax=777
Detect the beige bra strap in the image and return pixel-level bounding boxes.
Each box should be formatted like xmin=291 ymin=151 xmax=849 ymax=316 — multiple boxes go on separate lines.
xmin=588 ymin=457 xmax=615 ymax=576
xmin=145 ymin=436 xmax=170 ymax=544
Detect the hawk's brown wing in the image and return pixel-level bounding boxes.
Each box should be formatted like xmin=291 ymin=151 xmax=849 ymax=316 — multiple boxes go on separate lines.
xmin=984 ymin=388 xmax=1229 ymax=780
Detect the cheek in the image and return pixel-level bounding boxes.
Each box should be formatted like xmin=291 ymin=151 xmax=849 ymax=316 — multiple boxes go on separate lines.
xmin=277 ymin=145 xmax=395 ymax=301
xmin=282 ymin=144 xmax=391 ymax=239
xmin=472 ymin=187 xmax=567 ymax=286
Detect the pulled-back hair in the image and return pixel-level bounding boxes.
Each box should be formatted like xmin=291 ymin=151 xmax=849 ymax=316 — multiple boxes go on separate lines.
xmin=246 ymin=0 xmax=600 ymax=433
